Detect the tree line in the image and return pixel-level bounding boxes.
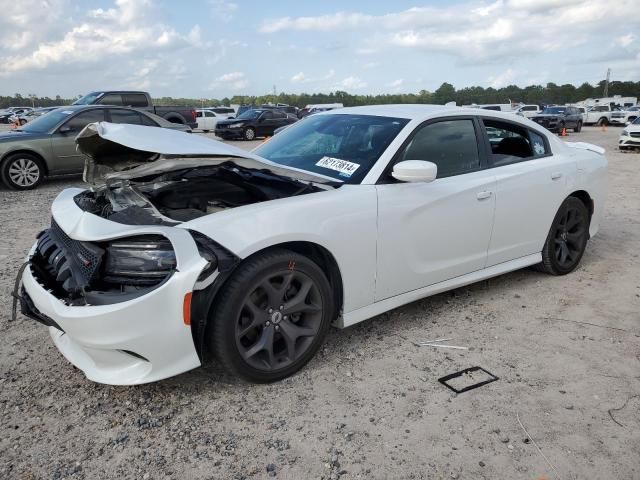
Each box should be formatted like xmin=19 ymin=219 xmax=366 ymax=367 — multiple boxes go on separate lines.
xmin=2 ymin=80 xmax=639 ymax=109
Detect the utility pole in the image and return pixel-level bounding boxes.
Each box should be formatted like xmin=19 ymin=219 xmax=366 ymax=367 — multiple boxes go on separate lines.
xmin=603 ymin=68 xmax=611 ymax=98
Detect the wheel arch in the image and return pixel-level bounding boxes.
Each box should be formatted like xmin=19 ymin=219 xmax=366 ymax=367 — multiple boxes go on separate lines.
xmin=164 ymin=114 xmax=186 ymax=124
xmin=191 ymin=240 xmax=345 ymax=361
xmin=1 ymin=149 xmax=49 ymax=175
xmin=568 ymin=189 xmax=594 ymax=229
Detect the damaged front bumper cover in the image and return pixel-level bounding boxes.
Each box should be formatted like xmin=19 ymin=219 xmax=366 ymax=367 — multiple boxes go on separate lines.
xmin=12 ymin=188 xmax=221 ymax=385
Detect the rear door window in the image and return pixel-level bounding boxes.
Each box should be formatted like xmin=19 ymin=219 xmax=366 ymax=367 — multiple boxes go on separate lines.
xmin=482 ymin=119 xmax=550 ymax=167
xmin=109 ymin=109 xmax=145 ymax=125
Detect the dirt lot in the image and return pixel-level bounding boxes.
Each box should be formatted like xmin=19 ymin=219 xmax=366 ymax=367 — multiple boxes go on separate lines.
xmin=0 ymin=125 xmax=638 ymax=480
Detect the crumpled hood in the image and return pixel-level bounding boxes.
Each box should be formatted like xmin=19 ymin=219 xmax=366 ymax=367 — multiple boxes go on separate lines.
xmin=76 ymin=122 xmax=339 ymax=185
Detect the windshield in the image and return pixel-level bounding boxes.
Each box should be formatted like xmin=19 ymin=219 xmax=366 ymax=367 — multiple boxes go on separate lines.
xmin=633 ymin=117 xmax=640 ymax=125
xmin=542 ymin=107 xmax=566 ymax=114
xmin=73 ymin=92 xmax=103 ymax=105
xmin=253 ymin=114 xmax=409 ymax=183
xmin=237 ymin=109 xmax=263 ymax=120
xmin=20 ymin=108 xmax=75 ymax=133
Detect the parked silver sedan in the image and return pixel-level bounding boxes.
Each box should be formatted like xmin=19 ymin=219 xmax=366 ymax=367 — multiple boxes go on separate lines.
xmin=0 ymin=105 xmax=191 ymax=190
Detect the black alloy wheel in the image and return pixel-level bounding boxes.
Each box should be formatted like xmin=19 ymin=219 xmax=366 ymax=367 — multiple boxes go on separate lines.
xmin=538 ymin=197 xmax=589 ymax=275
xmin=209 ymin=248 xmax=333 ymax=382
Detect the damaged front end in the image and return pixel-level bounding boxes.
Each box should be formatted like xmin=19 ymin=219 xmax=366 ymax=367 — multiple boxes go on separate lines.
xmin=74 ymin=122 xmax=337 ymax=225
xmin=29 ymin=219 xmax=177 ymax=306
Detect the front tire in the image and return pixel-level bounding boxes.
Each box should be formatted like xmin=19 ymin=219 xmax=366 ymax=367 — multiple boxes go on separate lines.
xmin=209 ymin=248 xmax=334 ymax=383
xmin=574 ymin=121 xmax=582 ymax=133
xmin=1 ymin=153 xmax=44 ymax=190
xmin=538 ymin=197 xmax=589 ymax=275
xmin=243 ymin=127 xmax=256 ymax=141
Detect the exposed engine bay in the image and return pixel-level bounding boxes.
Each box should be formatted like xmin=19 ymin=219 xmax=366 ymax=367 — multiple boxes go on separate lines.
xmin=75 ymin=162 xmax=328 ymax=225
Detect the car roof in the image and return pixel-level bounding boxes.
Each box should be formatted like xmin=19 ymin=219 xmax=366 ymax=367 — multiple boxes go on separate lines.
xmin=320 ymin=104 xmax=516 ymax=121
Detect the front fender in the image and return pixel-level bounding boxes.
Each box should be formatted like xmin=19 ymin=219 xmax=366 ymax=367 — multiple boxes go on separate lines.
xmin=180 ymin=185 xmax=378 ymax=314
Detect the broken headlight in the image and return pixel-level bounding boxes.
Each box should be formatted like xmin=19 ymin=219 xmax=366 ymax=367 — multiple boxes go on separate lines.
xmin=103 ymin=236 xmax=176 ymax=285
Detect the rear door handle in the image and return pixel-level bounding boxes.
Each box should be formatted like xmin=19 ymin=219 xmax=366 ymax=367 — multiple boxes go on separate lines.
xmin=551 ymin=172 xmax=563 ymax=180
xmin=476 ymin=191 xmax=493 ymax=200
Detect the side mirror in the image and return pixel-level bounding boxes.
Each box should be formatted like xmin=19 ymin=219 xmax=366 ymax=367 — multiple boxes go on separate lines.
xmin=58 ymin=125 xmax=74 ymax=134
xmin=392 ymin=160 xmax=438 ymax=183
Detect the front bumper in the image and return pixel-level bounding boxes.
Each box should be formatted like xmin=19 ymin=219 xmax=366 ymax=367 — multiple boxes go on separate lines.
xmin=17 ymin=188 xmax=209 ymax=385
xmin=532 ymin=118 xmax=560 ymax=132
xmin=619 ymin=134 xmax=640 ymax=148
xmin=215 ymin=127 xmax=244 ymax=139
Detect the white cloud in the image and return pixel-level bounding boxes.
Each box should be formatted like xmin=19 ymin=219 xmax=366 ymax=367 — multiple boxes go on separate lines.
xmin=488 ymin=68 xmax=516 ymax=88
xmin=259 ymin=1 xmax=640 ymax=63
xmin=209 ymin=0 xmax=238 ymax=22
xmin=212 ymin=71 xmax=248 ymax=90
xmin=0 ymin=0 xmax=201 ymax=76
xmin=335 ymin=76 xmax=367 ymax=90
xmin=617 ymin=33 xmax=635 ymax=47
xmin=386 ymin=79 xmax=404 ymax=88
xmin=290 ymin=72 xmax=306 ymax=83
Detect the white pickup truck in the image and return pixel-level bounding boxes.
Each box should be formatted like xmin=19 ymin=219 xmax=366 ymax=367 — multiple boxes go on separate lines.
xmin=610 ymin=106 xmax=640 ymax=125
xmin=584 ymin=105 xmax=614 ymax=126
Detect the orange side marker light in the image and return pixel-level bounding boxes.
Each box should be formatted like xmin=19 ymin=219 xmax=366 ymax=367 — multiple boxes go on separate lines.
xmin=183 ymin=292 xmax=193 ymax=325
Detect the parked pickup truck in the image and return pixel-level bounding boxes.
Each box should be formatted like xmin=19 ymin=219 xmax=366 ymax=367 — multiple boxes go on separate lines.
xmin=73 ymin=91 xmax=196 ymax=128
xmin=583 ymin=105 xmax=614 ymax=126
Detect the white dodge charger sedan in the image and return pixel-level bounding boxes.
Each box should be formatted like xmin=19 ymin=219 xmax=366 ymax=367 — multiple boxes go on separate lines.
xmin=15 ymin=105 xmax=607 ymax=384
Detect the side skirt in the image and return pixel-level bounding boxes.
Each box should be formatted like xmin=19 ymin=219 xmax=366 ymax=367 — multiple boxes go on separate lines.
xmin=336 ymin=253 xmax=542 ymax=328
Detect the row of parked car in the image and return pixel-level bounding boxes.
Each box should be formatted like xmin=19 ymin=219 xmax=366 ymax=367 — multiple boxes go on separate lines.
xmin=511 ymin=103 xmax=640 ymax=127
xmin=194 ymin=103 xmax=343 ymax=140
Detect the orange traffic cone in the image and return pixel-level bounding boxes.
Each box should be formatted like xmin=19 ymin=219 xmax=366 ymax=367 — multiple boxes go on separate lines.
xmin=559 ymin=127 xmax=567 ymax=137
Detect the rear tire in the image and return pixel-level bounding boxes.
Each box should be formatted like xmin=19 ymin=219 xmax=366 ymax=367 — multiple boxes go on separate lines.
xmin=537 ymin=197 xmax=589 ymax=275
xmin=209 ymin=248 xmax=334 ymax=383
xmin=597 ymin=117 xmax=608 ymax=127
xmin=574 ymin=121 xmax=582 ymax=133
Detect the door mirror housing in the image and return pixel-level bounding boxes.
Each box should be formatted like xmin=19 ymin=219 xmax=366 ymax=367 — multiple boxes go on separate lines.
xmin=392 ymin=160 xmax=438 ymax=183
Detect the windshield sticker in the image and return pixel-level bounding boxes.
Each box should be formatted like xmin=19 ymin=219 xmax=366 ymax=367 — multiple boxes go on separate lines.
xmin=315 ymin=156 xmax=360 ymax=177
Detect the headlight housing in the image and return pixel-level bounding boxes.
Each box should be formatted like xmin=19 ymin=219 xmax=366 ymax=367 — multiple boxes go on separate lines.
xmin=621 ymin=129 xmax=630 ymax=136
xmin=103 ymin=235 xmax=176 ymax=286
xmin=228 ymin=122 xmax=244 ymax=128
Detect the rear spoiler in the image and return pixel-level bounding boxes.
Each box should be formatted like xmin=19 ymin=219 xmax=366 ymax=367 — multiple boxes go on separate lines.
xmin=565 ymin=142 xmax=605 ymax=155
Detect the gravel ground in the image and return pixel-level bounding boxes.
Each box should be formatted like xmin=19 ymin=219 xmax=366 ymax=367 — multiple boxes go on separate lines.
xmin=0 ymin=125 xmax=638 ymax=480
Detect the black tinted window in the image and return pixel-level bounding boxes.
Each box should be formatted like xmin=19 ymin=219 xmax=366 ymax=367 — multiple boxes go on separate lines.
xmin=483 ymin=119 xmax=533 ymax=167
xmin=139 ymin=112 xmax=158 ymax=126
xmin=109 ymin=109 xmax=144 ymax=125
xmin=97 ymin=93 xmax=123 ymax=105
xmin=400 ymin=120 xmax=480 ymax=178
xmin=122 ymin=94 xmax=149 ymax=107
xmin=62 ymin=109 xmax=105 ymax=132
xmin=261 ymin=111 xmax=274 ymax=120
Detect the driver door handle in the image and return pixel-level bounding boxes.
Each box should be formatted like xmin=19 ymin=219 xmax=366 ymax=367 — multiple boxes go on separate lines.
xmin=551 ymin=172 xmax=563 ymax=180
xmin=476 ymin=191 xmax=493 ymax=200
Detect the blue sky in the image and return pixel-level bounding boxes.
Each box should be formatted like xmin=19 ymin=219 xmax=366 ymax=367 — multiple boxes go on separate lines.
xmin=1 ymin=0 xmax=638 ymax=98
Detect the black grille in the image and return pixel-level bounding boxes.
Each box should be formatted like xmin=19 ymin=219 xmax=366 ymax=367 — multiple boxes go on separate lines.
xmin=630 ymin=132 xmax=640 ymax=138
xmin=31 ymin=219 xmax=105 ymax=298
